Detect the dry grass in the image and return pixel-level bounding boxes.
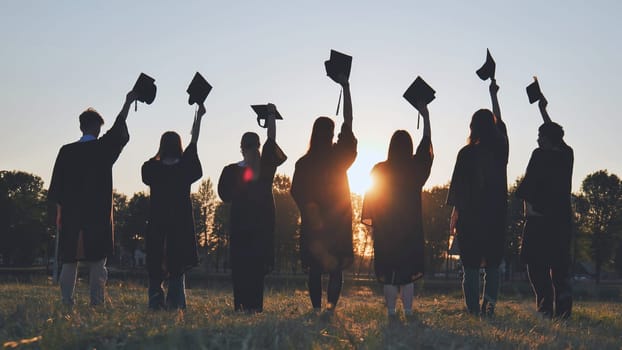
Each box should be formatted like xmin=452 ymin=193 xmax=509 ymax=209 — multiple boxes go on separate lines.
xmin=1 ymin=280 xmax=621 ymax=349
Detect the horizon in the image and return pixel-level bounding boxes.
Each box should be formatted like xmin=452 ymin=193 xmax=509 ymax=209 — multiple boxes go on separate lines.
xmin=1 ymin=1 xmax=621 ymax=196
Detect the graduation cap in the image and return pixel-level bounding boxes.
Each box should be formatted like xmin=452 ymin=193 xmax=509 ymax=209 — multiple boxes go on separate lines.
xmin=132 ymin=73 xmax=157 ymax=105
xmin=476 ymin=49 xmax=496 ymax=81
xmin=526 ymin=77 xmax=543 ymax=104
xmin=403 ymin=76 xmax=436 ymax=129
xmin=251 ymin=104 xmax=283 ymax=128
xmin=404 ymin=76 xmax=436 ymax=111
xmin=186 ymin=72 xmax=212 ymax=105
xmin=324 ymin=49 xmax=352 ymax=84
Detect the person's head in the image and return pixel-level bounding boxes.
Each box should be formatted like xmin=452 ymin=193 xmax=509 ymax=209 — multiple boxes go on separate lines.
xmin=307 ymin=116 xmax=335 ymax=154
xmin=468 ymin=109 xmax=497 ymax=146
xmin=240 ymin=132 xmax=261 ymax=160
xmin=538 ymin=122 xmax=564 ymax=150
xmin=79 ymin=108 xmax=104 ymax=137
xmin=387 ymin=130 xmax=413 ymax=163
xmin=156 ymin=131 xmax=183 ymax=160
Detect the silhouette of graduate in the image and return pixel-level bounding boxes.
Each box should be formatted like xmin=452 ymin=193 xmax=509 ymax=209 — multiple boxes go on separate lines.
xmin=447 ymin=51 xmax=509 ymax=317
xmin=141 ymin=72 xmax=209 ymax=310
xmin=48 ymin=74 xmax=153 ymax=306
xmin=291 ymin=50 xmax=357 ymax=312
xmin=362 ymin=75 xmax=434 ymax=318
xmin=516 ymin=78 xmax=574 ymax=319
xmin=218 ymin=102 xmax=287 ymax=313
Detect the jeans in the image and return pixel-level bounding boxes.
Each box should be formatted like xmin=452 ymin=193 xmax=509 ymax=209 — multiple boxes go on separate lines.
xmin=462 ymin=265 xmax=499 ymax=315
xmin=60 ymin=258 xmax=107 ymax=306
xmin=149 ymin=274 xmax=186 ymax=310
xmin=383 ymin=283 xmax=414 ymax=315
xmin=308 ymin=268 xmax=342 ymax=309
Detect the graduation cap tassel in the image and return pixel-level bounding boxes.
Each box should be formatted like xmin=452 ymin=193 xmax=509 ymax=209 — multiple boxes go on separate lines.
xmin=134 ymin=100 xmax=138 ymax=112
xmin=335 ymin=88 xmax=342 ymax=116
xmin=417 ymin=112 xmax=421 ymax=130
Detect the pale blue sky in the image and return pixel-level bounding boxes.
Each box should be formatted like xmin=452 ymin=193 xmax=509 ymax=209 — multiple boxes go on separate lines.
xmin=1 ymin=1 xmax=621 ymax=195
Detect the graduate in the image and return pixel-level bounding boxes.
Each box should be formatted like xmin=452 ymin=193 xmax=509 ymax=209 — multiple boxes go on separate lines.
xmin=516 ymin=79 xmax=574 ymax=319
xmin=291 ymin=50 xmax=357 ymax=312
xmin=48 ymin=85 xmax=141 ymax=306
xmin=218 ymin=103 xmax=287 ymax=313
xmin=362 ymin=76 xmax=434 ymax=318
xmin=141 ymin=73 xmax=209 ymax=310
xmin=447 ymin=69 xmax=509 ymax=316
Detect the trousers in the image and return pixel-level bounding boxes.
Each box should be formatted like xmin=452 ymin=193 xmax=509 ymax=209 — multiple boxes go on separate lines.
xmin=60 ymin=258 xmax=107 ymax=305
xmin=308 ymin=267 xmax=343 ymax=309
xmin=462 ymin=265 xmax=499 ymax=315
xmin=526 ymin=263 xmax=572 ymax=318
xmin=149 ymin=274 xmax=187 ymax=310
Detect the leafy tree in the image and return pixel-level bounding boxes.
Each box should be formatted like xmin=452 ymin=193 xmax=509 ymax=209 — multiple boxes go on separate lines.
xmin=350 ymin=193 xmax=373 ymax=276
xmin=421 ymin=184 xmax=453 ymax=275
xmin=272 ymin=174 xmax=300 ymax=273
xmin=210 ymin=201 xmax=231 ymax=271
xmin=578 ymin=170 xmax=622 ymax=283
xmin=571 ymin=194 xmax=593 ymax=270
xmin=193 ymin=178 xmax=217 ymax=256
xmin=112 ymin=190 xmax=129 ymax=265
xmin=505 ymin=177 xmax=525 ymax=279
xmin=117 ymin=192 xmax=150 ymax=265
xmin=0 ymin=171 xmax=49 ymax=265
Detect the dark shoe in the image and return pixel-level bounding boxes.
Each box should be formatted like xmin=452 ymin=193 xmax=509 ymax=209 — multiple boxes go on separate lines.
xmin=387 ymin=313 xmax=401 ymax=326
xmin=481 ymin=299 xmax=495 ymax=317
xmin=555 ymin=294 xmax=572 ymax=319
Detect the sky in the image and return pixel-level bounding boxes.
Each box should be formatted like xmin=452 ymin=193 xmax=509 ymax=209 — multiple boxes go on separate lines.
xmin=1 ymin=1 xmax=621 ymax=196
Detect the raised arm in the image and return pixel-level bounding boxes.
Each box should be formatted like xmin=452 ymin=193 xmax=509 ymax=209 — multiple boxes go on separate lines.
xmin=266 ymin=103 xmax=277 ymax=141
xmin=119 ymin=90 xmax=137 ymax=122
xmin=413 ymin=101 xmax=433 ymax=186
xmin=416 ymin=102 xmax=431 ymax=139
xmin=538 ymin=96 xmax=552 ymax=123
xmin=489 ymin=79 xmax=501 ymax=122
xmin=106 ymin=90 xmax=137 ymax=144
xmin=190 ymin=103 xmax=206 ymax=144
xmin=336 ymin=74 xmax=352 ymax=129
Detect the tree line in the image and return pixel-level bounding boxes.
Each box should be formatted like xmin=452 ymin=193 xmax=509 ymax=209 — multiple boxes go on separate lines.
xmin=1 ymin=169 xmax=621 ymax=282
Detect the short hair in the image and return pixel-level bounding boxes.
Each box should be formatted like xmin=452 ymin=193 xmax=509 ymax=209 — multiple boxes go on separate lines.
xmin=539 ymin=122 xmax=564 ymax=147
xmin=240 ymin=132 xmax=260 ymax=150
xmin=79 ymin=108 xmax=104 ymax=132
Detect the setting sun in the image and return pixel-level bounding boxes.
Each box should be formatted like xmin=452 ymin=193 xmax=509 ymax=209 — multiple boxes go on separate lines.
xmin=347 ymin=146 xmax=385 ymax=195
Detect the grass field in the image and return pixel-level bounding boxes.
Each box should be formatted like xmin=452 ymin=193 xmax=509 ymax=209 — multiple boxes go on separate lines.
xmin=1 ymin=278 xmax=621 ymax=349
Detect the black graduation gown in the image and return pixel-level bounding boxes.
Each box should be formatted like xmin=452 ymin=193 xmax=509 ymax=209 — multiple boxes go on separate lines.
xmin=362 ymin=136 xmax=433 ymax=284
xmin=516 ymin=143 xmax=573 ymax=265
xmin=446 ymin=121 xmax=508 ymax=268
xmin=217 ymin=139 xmax=287 ymax=273
xmin=48 ymin=117 xmax=129 ymax=262
xmin=291 ymin=124 xmax=357 ymax=272
xmin=142 ymin=143 xmax=203 ymax=278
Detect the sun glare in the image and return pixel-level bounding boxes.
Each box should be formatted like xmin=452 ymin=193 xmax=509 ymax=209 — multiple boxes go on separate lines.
xmin=347 ymin=147 xmax=384 ymax=195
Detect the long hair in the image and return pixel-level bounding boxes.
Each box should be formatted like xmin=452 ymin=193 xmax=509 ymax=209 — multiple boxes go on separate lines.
xmin=387 ymin=130 xmax=413 ymax=163
xmin=155 ymin=131 xmax=183 ymax=160
xmin=306 ymin=116 xmax=334 ymax=156
xmin=468 ymin=109 xmax=497 ymax=146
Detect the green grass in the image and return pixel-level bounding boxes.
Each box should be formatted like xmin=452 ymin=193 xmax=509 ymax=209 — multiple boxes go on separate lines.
xmin=1 ymin=280 xmax=621 ymax=349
